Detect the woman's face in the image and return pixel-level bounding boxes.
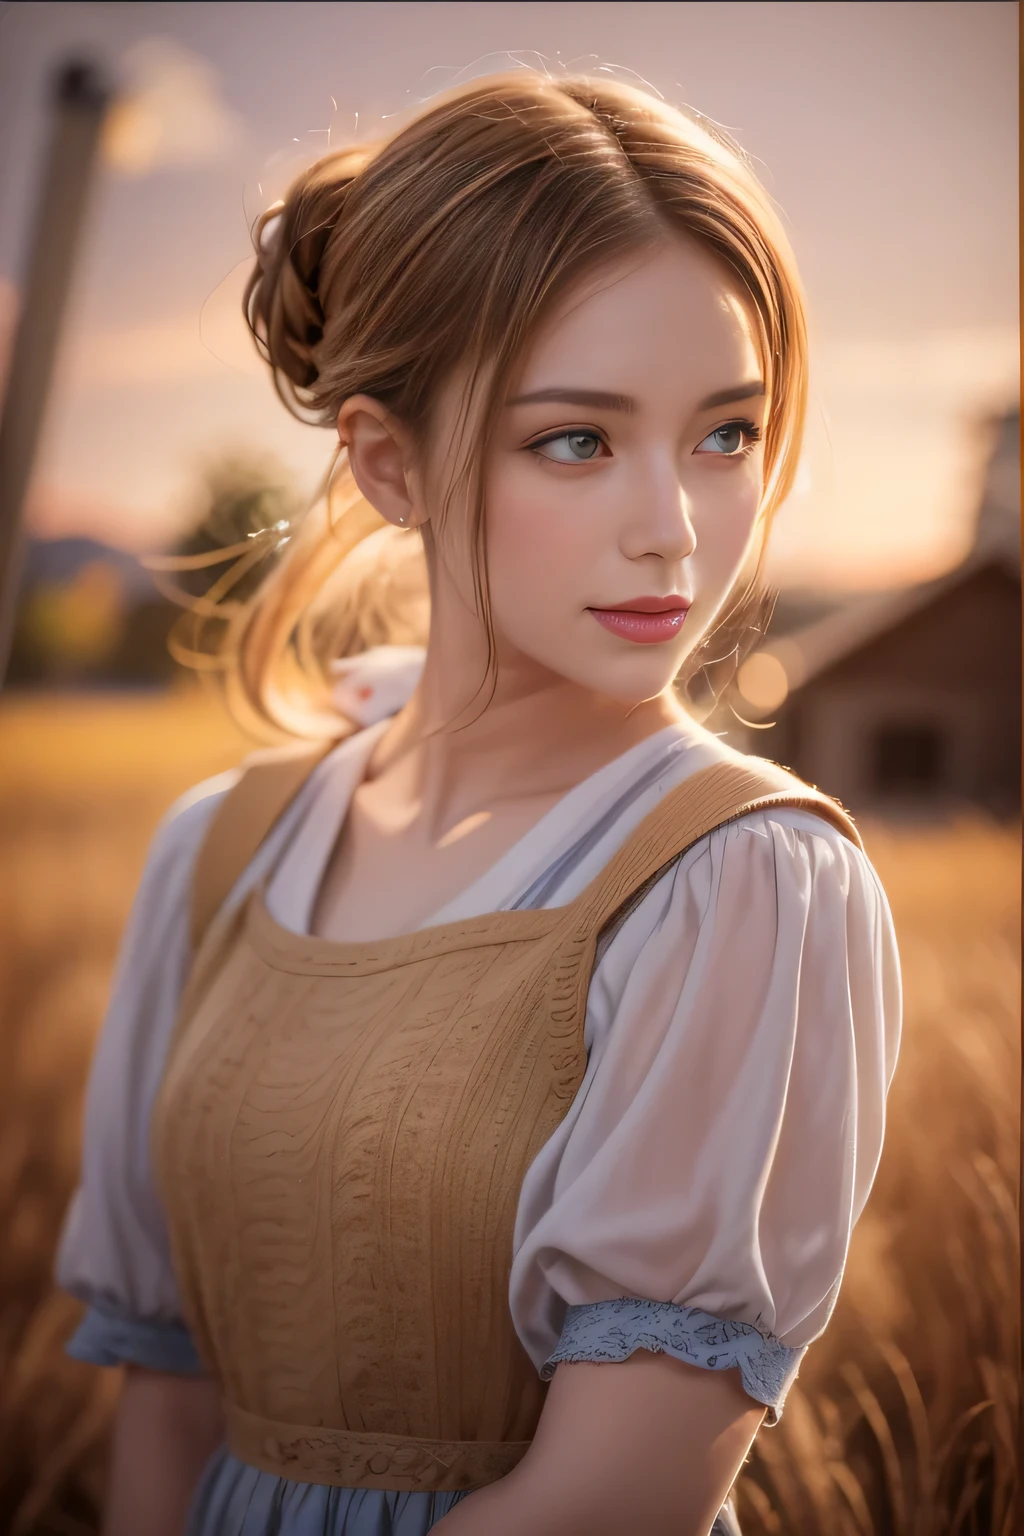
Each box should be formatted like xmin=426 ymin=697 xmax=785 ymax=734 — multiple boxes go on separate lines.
xmin=433 ymin=238 xmax=769 ymax=707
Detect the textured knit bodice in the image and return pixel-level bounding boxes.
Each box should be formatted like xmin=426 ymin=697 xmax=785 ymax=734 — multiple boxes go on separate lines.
xmin=151 ymin=759 xmax=859 ymax=1495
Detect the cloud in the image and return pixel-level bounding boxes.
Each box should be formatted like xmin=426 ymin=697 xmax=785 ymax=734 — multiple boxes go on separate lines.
xmin=47 ymin=260 xmax=267 ymax=386
xmin=57 ymin=260 xmax=266 ymax=387
xmin=70 ymin=316 xmax=226 ymax=386
xmin=0 ymin=274 xmax=234 ymax=389
xmin=102 ymin=38 xmax=243 ymax=176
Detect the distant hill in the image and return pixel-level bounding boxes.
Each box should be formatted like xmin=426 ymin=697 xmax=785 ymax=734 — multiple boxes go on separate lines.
xmin=21 ymin=536 xmax=156 ymax=599
xmin=8 ymin=536 xmax=174 ymax=689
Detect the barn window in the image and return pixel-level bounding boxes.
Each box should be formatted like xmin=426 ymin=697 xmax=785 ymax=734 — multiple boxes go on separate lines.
xmin=870 ymin=723 xmax=945 ymax=794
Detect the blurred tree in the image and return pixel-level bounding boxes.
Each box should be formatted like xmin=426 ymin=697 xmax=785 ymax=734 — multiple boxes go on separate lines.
xmin=170 ymin=452 xmax=303 ymax=605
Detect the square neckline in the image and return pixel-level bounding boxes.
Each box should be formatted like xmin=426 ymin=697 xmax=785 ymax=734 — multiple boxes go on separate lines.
xmin=246 ymin=754 xmax=848 ymax=975
xmin=263 ymin=718 xmax=705 ymax=945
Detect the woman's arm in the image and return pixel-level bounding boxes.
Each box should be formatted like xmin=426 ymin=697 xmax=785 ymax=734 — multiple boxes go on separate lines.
xmin=456 ymin=813 xmax=899 ymax=1534
xmin=434 ymin=1352 xmax=763 ymax=1536
xmin=103 ymin=1367 xmax=224 ymax=1536
xmin=49 ymin=783 xmax=236 ymax=1535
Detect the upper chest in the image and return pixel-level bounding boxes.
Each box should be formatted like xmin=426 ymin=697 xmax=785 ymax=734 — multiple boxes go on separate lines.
xmin=309 ymin=779 xmax=572 ymax=942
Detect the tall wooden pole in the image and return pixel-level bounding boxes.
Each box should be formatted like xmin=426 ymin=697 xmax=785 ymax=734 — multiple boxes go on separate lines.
xmin=0 ymin=60 xmax=112 ymax=686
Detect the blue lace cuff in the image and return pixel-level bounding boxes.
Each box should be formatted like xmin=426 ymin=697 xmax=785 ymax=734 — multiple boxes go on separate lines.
xmin=66 ymin=1302 xmax=205 ymax=1374
xmin=541 ymin=1297 xmax=805 ymax=1424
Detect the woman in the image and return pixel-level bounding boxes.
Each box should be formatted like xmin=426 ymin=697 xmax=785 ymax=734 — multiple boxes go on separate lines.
xmin=56 ymin=72 xmax=901 ymax=1536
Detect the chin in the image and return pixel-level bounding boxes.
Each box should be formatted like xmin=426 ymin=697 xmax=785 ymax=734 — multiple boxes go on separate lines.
xmin=560 ymin=651 xmax=688 ymax=707
xmin=509 ymin=625 xmax=693 ymax=705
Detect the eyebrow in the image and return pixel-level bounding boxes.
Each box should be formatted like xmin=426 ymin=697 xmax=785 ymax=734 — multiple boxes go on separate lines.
xmin=505 ymin=387 xmax=635 ymax=412
xmin=505 ymin=381 xmax=766 ymax=413
xmin=698 ymin=381 xmax=766 ymax=411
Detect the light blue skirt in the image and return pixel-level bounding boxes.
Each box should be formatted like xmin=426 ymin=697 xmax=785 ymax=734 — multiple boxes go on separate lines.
xmin=188 ymin=1445 xmax=742 ymax=1535
xmin=73 ymin=1298 xmax=779 ymax=1534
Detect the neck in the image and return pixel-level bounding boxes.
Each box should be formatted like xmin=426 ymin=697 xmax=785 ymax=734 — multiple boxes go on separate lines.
xmin=367 ymin=597 xmax=689 ymax=837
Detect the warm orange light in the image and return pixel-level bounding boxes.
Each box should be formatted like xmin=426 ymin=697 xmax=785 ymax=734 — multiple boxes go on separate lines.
xmin=736 ymin=651 xmax=789 ymax=713
xmin=101 ymin=98 xmax=162 ymax=174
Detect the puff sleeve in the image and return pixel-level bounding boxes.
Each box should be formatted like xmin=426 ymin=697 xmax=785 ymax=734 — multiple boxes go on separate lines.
xmin=54 ymin=774 xmax=237 ymax=1372
xmin=509 ymin=809 xmax=901 ymax=1421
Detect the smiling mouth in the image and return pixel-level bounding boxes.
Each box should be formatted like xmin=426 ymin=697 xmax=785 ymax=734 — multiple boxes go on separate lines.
xmin=587 ymin=597 xmax=692 ymax=645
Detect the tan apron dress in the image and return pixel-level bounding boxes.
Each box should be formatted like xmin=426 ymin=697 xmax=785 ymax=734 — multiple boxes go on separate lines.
xmin=151 ymin=749 xmax=859 ymax=1497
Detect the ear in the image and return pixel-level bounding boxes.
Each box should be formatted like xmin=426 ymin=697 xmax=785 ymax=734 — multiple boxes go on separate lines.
xmin=338 ymin=396 xmax=425 ymax=529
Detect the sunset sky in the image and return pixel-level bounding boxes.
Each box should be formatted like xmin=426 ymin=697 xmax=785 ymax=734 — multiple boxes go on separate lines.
xmin=0 ymin=0 xmax=1018 ymax=591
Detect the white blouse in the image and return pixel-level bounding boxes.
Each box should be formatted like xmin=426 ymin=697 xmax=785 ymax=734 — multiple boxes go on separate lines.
xmin=56 ymin=654 xmax=901 ymax=1422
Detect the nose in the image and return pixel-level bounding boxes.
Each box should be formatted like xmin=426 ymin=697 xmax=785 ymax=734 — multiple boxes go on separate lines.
xmin=619 ymin=456 xmax=697 ymax=565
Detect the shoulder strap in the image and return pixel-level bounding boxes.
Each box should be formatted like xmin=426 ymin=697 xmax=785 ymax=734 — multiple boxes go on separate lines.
xmin=572 ymin=755 xmax=861 ymax=942
xmin=189 ymin=737 xmax=342 ymax=955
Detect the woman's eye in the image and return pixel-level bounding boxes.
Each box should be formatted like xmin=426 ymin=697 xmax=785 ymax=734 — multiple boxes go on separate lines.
xmin=532 ymin=431 xmax=606 ymax=463
xmin=695 ymin=420 xmax=761 ymax=456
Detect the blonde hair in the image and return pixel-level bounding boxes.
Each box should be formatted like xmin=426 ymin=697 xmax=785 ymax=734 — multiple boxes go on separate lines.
xmin=189 ymin=72 xmax=808 ymax=739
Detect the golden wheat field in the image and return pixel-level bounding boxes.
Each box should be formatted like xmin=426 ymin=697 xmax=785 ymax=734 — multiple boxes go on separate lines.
xmin=0 ymin=690 xmax=1019 ymax=1536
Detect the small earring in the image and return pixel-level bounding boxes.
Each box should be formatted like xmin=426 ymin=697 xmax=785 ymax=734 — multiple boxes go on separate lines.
xmin=397 ymin=515 xmax=406 ymax=525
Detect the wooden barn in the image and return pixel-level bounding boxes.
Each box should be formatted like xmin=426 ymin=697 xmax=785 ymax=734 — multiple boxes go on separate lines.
xmin=726 ymin=407 xmax=1021 ymax=817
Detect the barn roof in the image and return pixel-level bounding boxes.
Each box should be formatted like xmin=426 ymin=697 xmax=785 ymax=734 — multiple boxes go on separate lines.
xmin=760 ymin=551 xmax=1019 ymax=694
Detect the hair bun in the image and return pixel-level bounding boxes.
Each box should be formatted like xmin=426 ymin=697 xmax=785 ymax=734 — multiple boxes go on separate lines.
xmin=245 ymin=150 xmax=366 ymax=403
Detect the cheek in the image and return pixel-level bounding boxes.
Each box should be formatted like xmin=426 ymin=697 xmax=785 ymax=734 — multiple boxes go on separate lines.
xmin=484 ymin=457 xmax=594 ymax=622
xmin=690 ymin=461 xmax=763 ymax=587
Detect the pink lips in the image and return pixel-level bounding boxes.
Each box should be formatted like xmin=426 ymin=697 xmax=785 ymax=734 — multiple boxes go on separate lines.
xmin=588 ymin=595 xmax=692 ymax=645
